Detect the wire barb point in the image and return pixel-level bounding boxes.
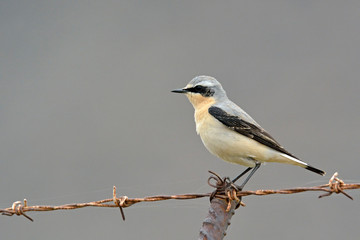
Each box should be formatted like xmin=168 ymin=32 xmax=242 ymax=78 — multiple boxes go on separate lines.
xmin=1 ymin=199 xmax=33 ymax=222
xmin=318 ymin=172 xmax=354 ymax=200
xmin=113 ymin=186 xmax=126 ymax=221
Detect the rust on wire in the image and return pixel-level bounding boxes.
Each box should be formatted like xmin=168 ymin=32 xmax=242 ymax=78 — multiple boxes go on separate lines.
xmin=318 ymin=172 xmax=353 ymax=200
xmin=208 ymin=171 xmax=245 ymax=210
xmin=113 ymin=186 xmax=126 ymax=221
xmin=0 ymin=172 xmax=359 ymax=222
xmin=1 ymin=200 xmax=33 ymax=222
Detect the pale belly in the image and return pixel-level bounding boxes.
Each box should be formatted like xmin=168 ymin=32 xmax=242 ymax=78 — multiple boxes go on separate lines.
xmin=197 ymin=116 xmax=278 ymax=167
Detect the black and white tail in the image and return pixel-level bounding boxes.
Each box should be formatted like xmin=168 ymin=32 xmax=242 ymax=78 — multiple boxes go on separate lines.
xmin=280 ymin=153 xmax=326 ymax=176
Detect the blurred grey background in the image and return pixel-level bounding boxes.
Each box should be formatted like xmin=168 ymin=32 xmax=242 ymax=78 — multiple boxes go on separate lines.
xmin=1 ymin=1 xmax=359 ymax=239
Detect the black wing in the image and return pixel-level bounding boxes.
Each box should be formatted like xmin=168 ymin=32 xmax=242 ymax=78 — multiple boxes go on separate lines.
xmin=208 ymin=106 xmax=298 ymax=159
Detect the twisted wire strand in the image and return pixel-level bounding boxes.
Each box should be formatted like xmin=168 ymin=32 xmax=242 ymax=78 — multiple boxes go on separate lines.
xmin=1 ymin=172 xmax=358 ymax=221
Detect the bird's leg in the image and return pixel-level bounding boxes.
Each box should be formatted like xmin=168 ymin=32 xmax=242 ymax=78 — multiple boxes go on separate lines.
xmin=230 ymin=163 xmax=261 ymax=209
xmin=234 ymin=162 xmax=261 ymax=190
xmin=231 ymin=167 xmax=252 ymax=185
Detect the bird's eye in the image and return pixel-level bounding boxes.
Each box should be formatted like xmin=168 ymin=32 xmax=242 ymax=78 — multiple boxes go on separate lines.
xmin=190 ymin=85 xmax=214 ymax=97
xmin=192 ymin=85 xmax=205 ymax=93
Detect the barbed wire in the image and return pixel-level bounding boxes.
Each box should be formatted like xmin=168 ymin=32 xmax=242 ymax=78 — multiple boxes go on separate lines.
xmin=1 ymin=172 xmax=358 ymax=222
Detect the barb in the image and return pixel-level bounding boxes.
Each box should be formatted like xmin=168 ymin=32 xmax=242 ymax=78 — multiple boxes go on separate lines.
xmin=318 ymin=172 xmax=353 ymax=200
xmin=113 ymin=186 xmax=126 ymax=220
xmin=208 ymin=170 xmax=245 ymax=210
xmin=1 ymin=172 xmax=359 ymax=222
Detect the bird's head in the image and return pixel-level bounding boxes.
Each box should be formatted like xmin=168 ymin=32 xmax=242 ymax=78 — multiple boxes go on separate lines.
xmin=172 ymin=76 xmax=227 ymax=109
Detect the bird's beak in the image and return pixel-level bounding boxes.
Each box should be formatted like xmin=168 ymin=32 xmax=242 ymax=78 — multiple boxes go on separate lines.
xmin=171 ymin=88 xmax=188 ymax=94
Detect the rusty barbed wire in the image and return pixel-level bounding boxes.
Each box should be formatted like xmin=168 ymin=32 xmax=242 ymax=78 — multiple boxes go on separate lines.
xmin=1 ymin=172 xmax=358 ymax=222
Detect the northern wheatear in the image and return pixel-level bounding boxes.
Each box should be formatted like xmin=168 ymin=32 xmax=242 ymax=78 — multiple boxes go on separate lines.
xmin=172 ymin=76 xmax=325 ymax=189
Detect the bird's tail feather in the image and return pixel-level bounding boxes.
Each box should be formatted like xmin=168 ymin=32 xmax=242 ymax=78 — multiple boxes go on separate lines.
xmin=305 ymin=165 xmax=326 ymax=176
xmin=280 ymin=153 xmax=326 ymax=176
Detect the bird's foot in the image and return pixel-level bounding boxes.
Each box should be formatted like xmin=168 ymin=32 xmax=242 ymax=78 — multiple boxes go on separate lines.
xmin=225 ymin=182 xmax=244 ymax=209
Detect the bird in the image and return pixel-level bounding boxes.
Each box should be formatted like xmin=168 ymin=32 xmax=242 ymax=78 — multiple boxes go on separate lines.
xmin=172 ymin=75 xmax=325 ymax=189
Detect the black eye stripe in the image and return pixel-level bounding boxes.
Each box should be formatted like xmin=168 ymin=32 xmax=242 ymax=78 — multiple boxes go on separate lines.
xmin=187 ymin=85 xmax=214 ymax=97
xmin=190 ymin=85 xmax=207 ymax=93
